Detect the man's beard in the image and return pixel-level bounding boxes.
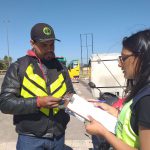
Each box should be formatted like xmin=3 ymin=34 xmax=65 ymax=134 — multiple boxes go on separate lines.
xmin=44 ymin=51 xmax=55 ymax=61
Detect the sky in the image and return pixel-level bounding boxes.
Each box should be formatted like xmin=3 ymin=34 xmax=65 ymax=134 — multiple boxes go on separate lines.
xmin=0 ymin=0 xmax=150 ymax=64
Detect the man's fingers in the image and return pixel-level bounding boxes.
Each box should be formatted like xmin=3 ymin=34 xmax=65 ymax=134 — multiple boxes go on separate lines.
xmin=48 ymin=97 xmax=61 ymax=102
xmin=46 ymin=103 xmax=59 ymax=108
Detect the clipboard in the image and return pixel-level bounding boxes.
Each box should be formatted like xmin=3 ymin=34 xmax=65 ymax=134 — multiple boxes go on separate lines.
xmin=67 ymin=94 xmax=117 ymax=133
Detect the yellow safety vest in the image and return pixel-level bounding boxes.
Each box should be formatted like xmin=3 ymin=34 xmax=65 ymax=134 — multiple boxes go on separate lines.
xmin=20 ymin=64 xmax=67 ymax=116
xmin=116 ymin=100 xmax=139 ymax=148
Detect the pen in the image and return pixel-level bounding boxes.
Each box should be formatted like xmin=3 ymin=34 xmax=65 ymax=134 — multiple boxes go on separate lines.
xmin=88 ymin=99 xmax=106 ymax=103
xmin=98 ymin=99 xmax=106 ymax=103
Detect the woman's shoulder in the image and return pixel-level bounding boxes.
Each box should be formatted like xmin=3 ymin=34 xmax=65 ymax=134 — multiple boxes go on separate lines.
xmin=136 ymin=95 xmax=150 ymax=110
xmin=135 ymin=95 xmax=150 ymax=127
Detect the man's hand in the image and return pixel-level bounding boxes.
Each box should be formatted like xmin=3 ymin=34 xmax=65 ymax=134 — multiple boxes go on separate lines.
xmin=60 ymin=93 xmax=73 ymax=106
xmin=62 ymin=93 xmax=73 ymax=101
xmin=37 ymin=96 xmax=61 ymax=108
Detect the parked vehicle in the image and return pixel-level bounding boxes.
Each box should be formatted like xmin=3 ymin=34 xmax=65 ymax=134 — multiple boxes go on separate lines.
xmin=88 ymin=81 xmax=124 ymax=150
xmin=56 ymin=56 xmax=67 ymax=66
xmin=88 ymin=53 xmax=126 ymax=150
xmin=68 ymin=60 xmax=80 ymax=82
xmin=89 ymin=53 xmax=126 ymax=99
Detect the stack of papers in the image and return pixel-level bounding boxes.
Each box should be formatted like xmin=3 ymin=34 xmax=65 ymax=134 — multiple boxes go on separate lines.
xmin=67 ymin=94 xmax=117 ymax=133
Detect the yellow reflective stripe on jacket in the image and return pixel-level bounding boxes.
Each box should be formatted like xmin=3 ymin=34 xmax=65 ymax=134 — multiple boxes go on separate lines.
xmin=23 ymin=76 xmax=47 ymax=96
xmin=21 ymin=90 xmax=49 ymax=116
xmin=52 ymin=83 xmax=67 ymax=115
xmin=21 ymin=64 xmax=49 ymax=116
xmin=116 ymin=100 xmax=139 ymax=148
xmin=21 ymin=88 xmax=33 ymax=98
xmin=52 ymin=82 xmax=67 ymax=98
xmin=26 ymin=64 xmax=46 ymax=89
xmin=24 ymin=64 xmax=49 ymax=116
xmin=21 ymin=88 xmax=49 ymax=116
xmin=21 ymin=64 xmax=67 ymax=116
xmin=50 ymin=74 xmax=64 ymax=93
xmin=50 ymin=73 xmax=67 ymax=115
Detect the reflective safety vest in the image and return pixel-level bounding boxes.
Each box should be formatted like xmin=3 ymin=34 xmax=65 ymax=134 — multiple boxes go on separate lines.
xmin=20 ymin=64 xmax=67 ymax=116
xmin=115 ymin=100 xmax=139 ymax=148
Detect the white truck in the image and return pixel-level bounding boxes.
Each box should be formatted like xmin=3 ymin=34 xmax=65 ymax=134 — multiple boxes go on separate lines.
xmin=89 ymin=53 xmax=126 ymax=99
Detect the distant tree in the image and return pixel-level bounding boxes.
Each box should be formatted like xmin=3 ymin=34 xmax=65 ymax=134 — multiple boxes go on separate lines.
xmin=4 ymin=55 xmax=12 ymax=63
xmin=3 ymin=55 xmax=8 ymax=61
xmin=0 ymin=55 xmax=13 ymax=70
xmin=0 ymin=60 xmax=7 ymax=70
xmin=0 ymin=61 xmax=4 ymax=70
xmin=3 ymin=55 xmax=12 ymax=68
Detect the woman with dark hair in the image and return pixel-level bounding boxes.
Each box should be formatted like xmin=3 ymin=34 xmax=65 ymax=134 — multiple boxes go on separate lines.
xmin=85 ymin=29 xmax=150 ymax=149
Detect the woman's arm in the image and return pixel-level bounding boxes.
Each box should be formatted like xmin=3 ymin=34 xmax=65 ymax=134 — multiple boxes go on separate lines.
xmin=103 ymin=129 xmax=137 ymax=150
xmin=85 ymin=117 xmax=137 ymax=150
xmin=139 ymin=125 xmax=150 ymax=150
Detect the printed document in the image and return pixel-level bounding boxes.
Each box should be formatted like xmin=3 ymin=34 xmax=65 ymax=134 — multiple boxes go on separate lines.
xmin=67 ymin=94 xmax=117 ymax=133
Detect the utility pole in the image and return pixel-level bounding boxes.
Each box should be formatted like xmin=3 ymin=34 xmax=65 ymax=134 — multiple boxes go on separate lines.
xmin=86 ymin=35 xmax=89 ymax=65
xmin=80 ymin=33 xmax=94 ymax=65
xmin=91 ymin=33 xmax=94 ymax=54
xmin=3 ymin=20 xmax=10 ymax=66
xmin=80 ymin=33 xmax=94 ymax=76
xmin=80 ymin=34 xmax=83 ymax=67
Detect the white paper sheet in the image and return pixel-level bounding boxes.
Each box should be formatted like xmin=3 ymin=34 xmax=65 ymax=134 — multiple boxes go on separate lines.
xmin=67 ymin=94 xmax=117 ymax=133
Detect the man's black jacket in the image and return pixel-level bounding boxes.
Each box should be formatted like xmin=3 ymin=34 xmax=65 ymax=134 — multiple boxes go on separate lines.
xmin=0 ymin=55 xmax=75 ymax=137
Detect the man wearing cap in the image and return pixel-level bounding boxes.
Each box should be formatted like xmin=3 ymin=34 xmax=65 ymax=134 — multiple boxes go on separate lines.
xmin=0 ymin=23 xmax=75 ymax=150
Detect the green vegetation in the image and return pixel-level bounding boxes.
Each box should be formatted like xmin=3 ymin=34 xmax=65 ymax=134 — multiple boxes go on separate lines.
xmin=0 ymin=55 xmax=12 ymax=70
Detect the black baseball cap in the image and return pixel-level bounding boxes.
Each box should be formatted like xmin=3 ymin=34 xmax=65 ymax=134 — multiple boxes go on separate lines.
xmin=31 ymin=23 xmax=60 ymax=42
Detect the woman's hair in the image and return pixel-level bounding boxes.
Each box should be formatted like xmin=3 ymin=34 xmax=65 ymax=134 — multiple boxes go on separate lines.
xmin=123 ymin=29 xmax=150 ymax=101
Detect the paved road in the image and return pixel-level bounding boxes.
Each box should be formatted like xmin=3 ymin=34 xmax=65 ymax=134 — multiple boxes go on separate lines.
xmin=0 ymin=76 xmax=94 ymax=150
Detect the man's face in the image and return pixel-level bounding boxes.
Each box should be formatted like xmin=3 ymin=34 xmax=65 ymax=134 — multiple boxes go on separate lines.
xmin=32 ymin=40 xmax=55 ymax=60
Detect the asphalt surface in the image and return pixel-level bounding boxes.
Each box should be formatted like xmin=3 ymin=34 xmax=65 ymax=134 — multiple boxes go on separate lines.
xmin=0 ymin=76 xmax=94 ymax=150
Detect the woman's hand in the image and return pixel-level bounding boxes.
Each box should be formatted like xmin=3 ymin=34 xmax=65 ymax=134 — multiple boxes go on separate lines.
xmin=86 ymin=116 xmax=137 ymax=150
xmin=88 ymin=99 xmax=119 ymax=117
xmin=95 ymin=102 xmax=119 ymax=117
xmin=85 ymin=116 xmax=109 ymax=137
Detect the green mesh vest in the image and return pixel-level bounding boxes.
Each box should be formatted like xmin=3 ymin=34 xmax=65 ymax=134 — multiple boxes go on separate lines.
xmin=116 ymin=100 xmax=139 ymax=148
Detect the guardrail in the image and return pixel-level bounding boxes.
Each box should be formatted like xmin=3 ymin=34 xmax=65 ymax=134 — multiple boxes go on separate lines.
xmin=0 ymin=70 xmax=7 ymax=75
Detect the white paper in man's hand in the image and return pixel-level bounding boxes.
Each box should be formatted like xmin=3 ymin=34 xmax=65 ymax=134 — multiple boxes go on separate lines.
xmin=67 ymin=94 xmax=117 ymax=133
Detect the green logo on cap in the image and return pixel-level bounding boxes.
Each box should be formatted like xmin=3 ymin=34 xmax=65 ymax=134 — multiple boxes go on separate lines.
xmin=43 ymin=27 xmax=51 ymax=35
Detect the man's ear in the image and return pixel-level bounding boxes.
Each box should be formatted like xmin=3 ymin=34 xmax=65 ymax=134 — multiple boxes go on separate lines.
xmin=30 ymin=40 xmax=35 ymax=46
